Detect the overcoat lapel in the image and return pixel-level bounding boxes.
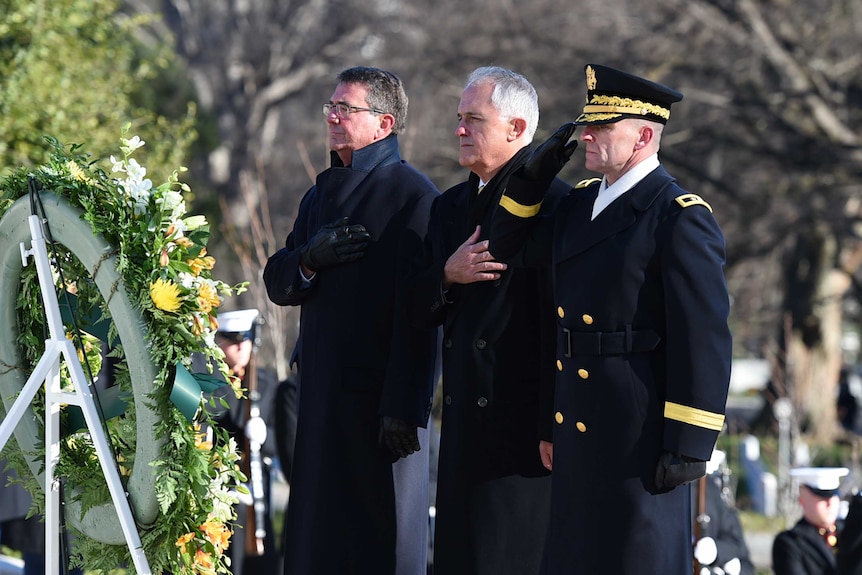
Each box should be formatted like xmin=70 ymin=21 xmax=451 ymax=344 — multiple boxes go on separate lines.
xmin=440 ymin=185 xmax=473 ymax=334
xmin=313 ymin=166 xmax=372 ymax=228
xmin=556 ymin=166 xmax=677 ymax=264
xmin=444 ymin=147 xmax=531 ymax=330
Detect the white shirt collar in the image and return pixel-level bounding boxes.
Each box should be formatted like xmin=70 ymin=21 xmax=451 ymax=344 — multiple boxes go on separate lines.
xmin=591 ymin=154 xmax=660 ymax=220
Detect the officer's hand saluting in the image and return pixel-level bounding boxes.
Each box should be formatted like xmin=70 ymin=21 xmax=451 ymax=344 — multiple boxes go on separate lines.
xmin=519 ymin=122 xmax=579 ymax=187
xmin=301 ymin=216 xmax=371 ymax=272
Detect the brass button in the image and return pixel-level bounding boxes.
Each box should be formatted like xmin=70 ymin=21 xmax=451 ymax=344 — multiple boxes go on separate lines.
xmin=555 ymin=411 xmax=564 ymax=424
xmin=556 ymin=359 xmax=563 ymax=371
xmin=477 ymin=397 xmax=488 ymax=408
xmin=578 ymin=368 xmax=589 ymax=379
xmin=576 ymin=421 xmax=587 ymax=432
xmin=582 ymin=314 xmax=593 ymax=325
xmin=557 ymin=306 xmax=565 ymax=319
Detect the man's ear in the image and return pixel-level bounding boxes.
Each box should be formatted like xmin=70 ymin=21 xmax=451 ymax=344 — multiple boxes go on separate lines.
xmin=509 ymin=117 xmax=528 ymax=142
xmin=379 ymin=113 xmax=396 ymax=133
xmin=635 ymin=124 xmax=654 ymax=150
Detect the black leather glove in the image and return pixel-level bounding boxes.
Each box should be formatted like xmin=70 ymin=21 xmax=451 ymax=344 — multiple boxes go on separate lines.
xmin=301 ymin=216 xmax=370 ymax=272
xmin=380 ymin=416 xmax=420 ymax=460
xmin=654 ymin=450 xmax=707 ymax=491
xmin=520 ymin=122 xmax=579 ymax=187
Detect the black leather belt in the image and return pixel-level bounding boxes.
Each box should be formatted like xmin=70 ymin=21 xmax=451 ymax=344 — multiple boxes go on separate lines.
xmin=562 ymin=326 xmax=661 ymax=357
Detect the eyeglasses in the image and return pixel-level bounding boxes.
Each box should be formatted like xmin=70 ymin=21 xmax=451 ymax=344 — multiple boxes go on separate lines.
xmin=323 ymin=102 xmax=386 ymax=118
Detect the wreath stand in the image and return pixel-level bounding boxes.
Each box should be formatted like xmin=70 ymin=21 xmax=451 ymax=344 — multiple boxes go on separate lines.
xmin=0 ymin=213 xmax=152 ymax=575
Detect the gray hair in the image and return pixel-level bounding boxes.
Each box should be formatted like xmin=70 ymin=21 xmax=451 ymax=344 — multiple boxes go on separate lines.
xmin=337 ymin=66 xmax=408 ymax=134
xmin=465 ymin=66 xmax=539 ymax=143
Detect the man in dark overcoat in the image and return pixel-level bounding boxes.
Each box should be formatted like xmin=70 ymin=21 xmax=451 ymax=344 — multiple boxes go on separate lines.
xmin=263 ymin=66 xmax=439 ymax=575
xmin=409 ymin=66 xmax=571 ymax=575
xmin=490 ymin=64 xmax=732 ymax=574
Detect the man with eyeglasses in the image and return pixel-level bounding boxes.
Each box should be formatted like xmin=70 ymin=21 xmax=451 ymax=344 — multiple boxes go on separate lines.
xmin=408 ymin=66 xmax=572 ymax=575
xmin=264 ymin=66 xmax=439 ymax=575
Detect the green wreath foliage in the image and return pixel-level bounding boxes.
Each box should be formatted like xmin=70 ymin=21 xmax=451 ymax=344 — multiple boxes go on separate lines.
xmin=0 ymin=126 xmax=248 ymax=575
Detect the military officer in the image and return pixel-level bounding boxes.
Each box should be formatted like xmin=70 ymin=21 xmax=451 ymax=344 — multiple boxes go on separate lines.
xmin=490 ymin=64 xmax=733 ymax=574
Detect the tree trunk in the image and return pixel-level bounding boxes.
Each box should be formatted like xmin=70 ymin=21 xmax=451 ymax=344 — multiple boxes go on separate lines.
xmin=783 ymin=222 xmax=848 ymax=444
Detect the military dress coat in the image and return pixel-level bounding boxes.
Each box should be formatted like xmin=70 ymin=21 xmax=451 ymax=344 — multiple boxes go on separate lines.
xmin=409 ymin=147 xmax=565 ymax=575
xmin=773 ymin=519 xmax=840 ymax=575
xmin=263 ymin=135 xmax=439 ymax=575
xmin=491 ymin=164 xmax=732 ymax=574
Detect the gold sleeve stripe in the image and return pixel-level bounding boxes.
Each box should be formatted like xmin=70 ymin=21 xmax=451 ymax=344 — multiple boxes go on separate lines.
xmin=675 ymin=193 xmax=713 ymax=213
xmin=500 ymin=195 xmax=542 ymax=218
xmin=664 ymin=401 xmax=725 ymax=431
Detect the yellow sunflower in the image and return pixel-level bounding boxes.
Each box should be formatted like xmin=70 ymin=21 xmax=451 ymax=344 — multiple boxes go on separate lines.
xmin=149 ymin=278 xmax=182 ymax=312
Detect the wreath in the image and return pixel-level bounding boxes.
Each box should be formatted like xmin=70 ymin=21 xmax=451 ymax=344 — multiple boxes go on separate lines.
xmin=0 ymin=126 xmax=247 ymax=575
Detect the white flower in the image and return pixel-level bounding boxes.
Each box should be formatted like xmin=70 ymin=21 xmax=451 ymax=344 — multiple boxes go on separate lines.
xmin=125 ymin=158 xmax=147 ymax=182
xmin=121 ymin=135 xmax=145 ymax=153
xmin=178 ymin=271 xmax=197 ymax=289
xmin=109 ymin=155 xmax=125 ymax=174
xmin=170 ymin=218 xmax=188 ymax=236
xmin=183 ymin=215 xmax=208 ymax=230
xmin=156 ymin=189 xmax=186 ymax=221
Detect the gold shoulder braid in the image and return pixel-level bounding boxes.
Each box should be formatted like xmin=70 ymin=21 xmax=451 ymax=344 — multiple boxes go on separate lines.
xmin=575 ymin=178 xmax=601 ymax=189
xmin=675 ymin=193 xmax=713 ymax=213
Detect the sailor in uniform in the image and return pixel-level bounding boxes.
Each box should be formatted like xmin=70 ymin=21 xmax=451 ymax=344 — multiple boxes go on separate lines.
xmin=773 ymin=466 xmax=849 ymax=575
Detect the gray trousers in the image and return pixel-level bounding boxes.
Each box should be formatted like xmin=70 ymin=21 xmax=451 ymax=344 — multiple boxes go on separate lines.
xmin=393 ymin=424 xmax=431 ymax=575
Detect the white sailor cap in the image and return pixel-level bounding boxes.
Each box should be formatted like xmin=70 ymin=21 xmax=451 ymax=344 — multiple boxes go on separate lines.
xmin=791 ymin=467 xmax=849 ymax=498
xmin=216 ymin=308 xmax=260 ymax=342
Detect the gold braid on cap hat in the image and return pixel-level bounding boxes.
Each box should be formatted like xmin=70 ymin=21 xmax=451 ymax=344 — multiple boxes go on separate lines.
xmin=583 ymin=94 xmax=671 ymax=120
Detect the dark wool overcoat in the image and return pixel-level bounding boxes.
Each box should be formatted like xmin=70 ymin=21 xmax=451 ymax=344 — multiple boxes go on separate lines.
xmin=492 ymin=165 xmax=732 ymax=574
xmin=409 ymin=147 xmax=565 ymax=575
xmin=264 ymin=135 xmax=439 ymax=575
xmin=774 ymin=518 xmax=840 ymax=575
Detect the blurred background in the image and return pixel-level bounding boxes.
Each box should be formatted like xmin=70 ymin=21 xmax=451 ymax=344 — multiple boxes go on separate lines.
xmin=1 ymin=0 xmax=861 ymax=572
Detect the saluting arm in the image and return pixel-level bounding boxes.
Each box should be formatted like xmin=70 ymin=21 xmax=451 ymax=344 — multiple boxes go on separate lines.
xmin=490 ymin=123 xmax=577 ymax=264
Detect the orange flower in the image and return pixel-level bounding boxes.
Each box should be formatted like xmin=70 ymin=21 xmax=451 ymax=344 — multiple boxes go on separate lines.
xmin=176 ymin=532 xmax=195 ymax=547
xmin=199 ymin=520 xmax=231 ymax=553
xmin=196 ymin=282 xmax=220 ymax=314
xmin=174 ymin=236 xmax=194 ymax=248
xmin=187 ymin=255 xmax=216 ymax=276
xmin=193 ymin=548 xmax=215 ymax=575
xmin=160 ymin=248 xmax=170 ymax=267
xmin=190 ymin=313 xmax=205 ymax=336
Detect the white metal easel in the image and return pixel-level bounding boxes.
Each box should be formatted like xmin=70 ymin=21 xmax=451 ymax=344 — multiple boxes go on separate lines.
xmin=0 ymin=212 xmax=151 ymax=575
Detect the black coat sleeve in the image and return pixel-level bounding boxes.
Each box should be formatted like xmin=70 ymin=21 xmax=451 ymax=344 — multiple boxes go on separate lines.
xmin=263 ymin=190 xmax=316 ymax=306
